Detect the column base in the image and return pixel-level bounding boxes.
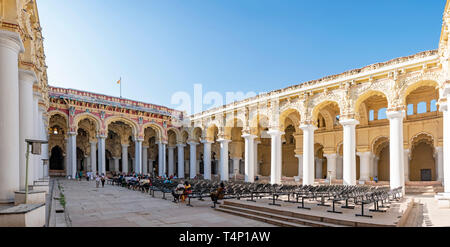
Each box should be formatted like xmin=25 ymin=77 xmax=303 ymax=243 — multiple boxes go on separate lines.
xmin=435 ymin=193 xmax=450 ymax=208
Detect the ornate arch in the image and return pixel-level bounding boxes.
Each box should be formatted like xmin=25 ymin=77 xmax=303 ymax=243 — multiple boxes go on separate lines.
xmin=311 ymin=100 xmax=341 ymax=125
xmin=105 ymin=116 xmax=139 ymax=137
xmin=72 ymin=112 xmax=102 ymax=132
xmin=48 ymin=110 xmax=69 ymax=126
xmin=371 ymin=136 xmax=389 ymax=157
xmin=398 ymin=72 xmax=443 ymax=107
xmin=410 ymin=132 xmax=436 ymax=150
xmin=279 ymin=107 xmax=302 ymax=132
xmin=142 ymin=122 xmax=165 ymax=141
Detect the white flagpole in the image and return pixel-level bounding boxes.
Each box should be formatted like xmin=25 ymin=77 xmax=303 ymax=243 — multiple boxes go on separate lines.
xmin=120 ymin=76 xmax=122 ymax=98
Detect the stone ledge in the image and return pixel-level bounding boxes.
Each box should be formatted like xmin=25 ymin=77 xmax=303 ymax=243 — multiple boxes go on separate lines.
xmin=14 ymin=190 xmax=46 ymax=206
xmin=0 ymin=204 xmax=45 ymax=227
xmin=435 ymin=193 xmax=450 ymax=208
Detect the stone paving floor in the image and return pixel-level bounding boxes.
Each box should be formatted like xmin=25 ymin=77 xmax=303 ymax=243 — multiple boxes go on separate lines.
xmin=59 ymin=179 xmax=272 ymax=227
xmin=404 ymin=195 xmax=450 ymax=227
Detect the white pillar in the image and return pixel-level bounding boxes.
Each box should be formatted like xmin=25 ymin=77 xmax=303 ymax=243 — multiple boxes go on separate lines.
xmin=134 ymin=139 xmax=143 ymax=174
xmin=85 ymin=156 xmax=90 ymax=172
xmin=168 ymin=146 xmax=175 ymax=177
xmin=32 ymin=93 xmax=40 ymax=181
xmin=39 ymin=108 xmax=48 ymax=179
xmin=295 ymin=154 xmax=303 ymax=179
xmin=98 ymin=136 xmax=106 ymax=175
xmin=0 ymin=30 xmax=23 ymax=202
xmin=121 ymin=144 xmax=129 ymax=174
xmin=357 ymin=152 xmax=371 ymax=181
xmin=232 ymin=158 xmax=240 ymax=177
xmin=268 ymin=130 xmax=283 ymax=185
xmin=254 ymin=140 xmax=260 ymax=176
xmin=300 ymin=124 xmax=316 ymax=185
xmin=435 ymin=147 xmax=443 ymax=182
xmin=242 ymin=134 xmax=256 ymax=183
xmin=324 ymin=153 xmax=337 ymax=180
xmin=158 ymin=142 xmax=167 ymax=176
xmin=90 ymin=141 xmax=97 ymax=173
xmin=340 ymin=119 xmax=359 ymax=186
xmin=113 ymin=157 xmax=120 ymax=172
xmin=141 ymin=146 xmax=148 ymax=174
xmin=202 ymin=141 xmax=213 ymax=180
xmin=69 ymin=133 xmax=77 ymax=179
xmin=177 ymin=144 xmax=186 ymax=178
xmin=336 ymin=155 xmax=343 ymax=179
xmin=217 ymin=139 xmax=230 ymax=181
xmin=442 ymin=98 xmax=450 ymax=193
xmin=19 ymin=70 xmax=36 ymax=189
xmin=188 ymin=142 xmax=198 ymax=179
xmin=315 ymin=158 xmax=323 ymax=179
xmin=387 ymin=110 xmax=405 ymax=191
xmin=404 ymin=149 xmax=410 ymax=182
xmin=65 ymin=138 xmax=70 ymax=177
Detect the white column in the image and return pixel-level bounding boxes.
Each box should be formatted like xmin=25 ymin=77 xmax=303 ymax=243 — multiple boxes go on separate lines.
xmin=188 ymin=142 xmax=198 ymax=179
xmin=336 ymin=155 xmax=343 ymax=179
xmin=121 ymin=144 xmax=129 ymax=174
xmin=98 ymin=136 xmax=106 ymax=175
xmin=295 ymin=154 xmax=303 ymax=179
xmin=387 ymin=110 xmax=405 ymax=191
xmin=254 ymin=139 xmax=260 ymax=176
xmin=267 ymin=130 xmax=283 ymax=185
xmin=324 ymin=153 xmax=337 ymax=180
xmin=315 ymin=158 xmax=323 ymax=179
xmin=90 ymin=141 xmax=97 ymax=173
xmin=340 ymin=119 xmax=359 ymax=186
xmin=373 ymin=156 xmax=379 ymax=177
xmin=134 ymin=139 xmax=143 ymax=174
xmin=435 ymin=147 xmax=444 ymax=182
xmin=157 ymin=142 xmax=167 ymax=176
xmin=65 ymin=138 xmax=70 ymax=177
xmin=113 ymin=157 xmax=120 ymax=172
xmin=177 ymin=144 xmax=186 ymax=178
xmin=0 ymin=31 xmax=23 ymax=202
xmin=38 ymin=108 xmax=48 ymax=179
xmin=442 ymin=98 xmax=450 ymax=193
xmin=85 ymin=156 xmax=90 ymax=172
xmin=232 ymin=158 xmax=240 ymax=177
xmin=32 ymin=93 xmax=40 ymax=181
xmin=69 ymin=133 xmax=77 ymax=179
xmin=19 ymin=70 xmax=36 ymax=189
xmin=142 ymin=146 xmax=149 ymax=174
xmin=168 ymin=146 xmax=175 ymax=177
xmin=217 ymin=139 xmax=230 ymax=181
xmin=357 ymin=152 xmax=371 ymax=181
xmin=202 ymin=141 xmax=212 ymax=180
xmin=300 ymin=124 xmax=316 ymax=185
xmin=242 ymin=134 xmax=256 ymax=183
xmin=404 ymin=149 xmax=411 ymax=182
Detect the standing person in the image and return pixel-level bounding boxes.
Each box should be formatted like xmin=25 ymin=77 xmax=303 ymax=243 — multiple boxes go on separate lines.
xmin=101 ymin=173 xmax=106 ymax=188
xmin=86 ymin=171 xmax=90 ymax=181
xmin=95 ymin=173 xmax=100 ymax=188
xmin=78 ymin=171 xmax=83 ymax=181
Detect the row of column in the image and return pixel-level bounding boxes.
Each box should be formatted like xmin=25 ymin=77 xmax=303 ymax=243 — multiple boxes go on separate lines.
xmin=0 ymin=30 xmax=49 ymax=203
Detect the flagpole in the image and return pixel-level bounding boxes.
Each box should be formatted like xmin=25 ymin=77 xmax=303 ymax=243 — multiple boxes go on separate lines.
xmin=120 ymin=76 xmax=122 ymax=98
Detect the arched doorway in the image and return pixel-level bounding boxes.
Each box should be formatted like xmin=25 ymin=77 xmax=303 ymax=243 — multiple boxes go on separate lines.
xmin=410 ymin=133 xmax=436 ymax=181
xmin=50 ymin=146 xmax=64 ymax=170
xmin=373 ymin=137 xmax=390 ymax=181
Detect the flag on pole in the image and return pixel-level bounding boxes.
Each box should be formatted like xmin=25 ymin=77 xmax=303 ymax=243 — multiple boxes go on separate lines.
xmin=117 ymin=78 xmax=121 ymax=84
xmin=117 ymin=77 xmax=122 ymax=98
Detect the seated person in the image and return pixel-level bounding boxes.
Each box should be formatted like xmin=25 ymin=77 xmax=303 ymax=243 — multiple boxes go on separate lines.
xmin=210 ymin=182 xmax=225 ymax=205
xmin=172 ymin=182 xmax=185 ymax=203
xmin=181 ymin=181 xmax=192 ymax=202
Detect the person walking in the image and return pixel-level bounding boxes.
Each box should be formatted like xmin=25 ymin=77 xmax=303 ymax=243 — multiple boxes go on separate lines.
xmin=101 ymin=173 xmax=106 ymax=188
xmin=95 ymin=173 xmax=100 ymax=188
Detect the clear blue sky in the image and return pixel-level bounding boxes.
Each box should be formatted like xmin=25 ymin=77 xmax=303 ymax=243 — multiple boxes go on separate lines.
xmin=38 ymin=0 xmax=445 ymax=114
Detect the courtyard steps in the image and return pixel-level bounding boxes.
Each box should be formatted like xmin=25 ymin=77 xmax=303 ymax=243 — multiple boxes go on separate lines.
xmin=215 ymin=200 xmax=391 ymax=227
xmin=405 ymin=185 xmax=444 ymax=195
